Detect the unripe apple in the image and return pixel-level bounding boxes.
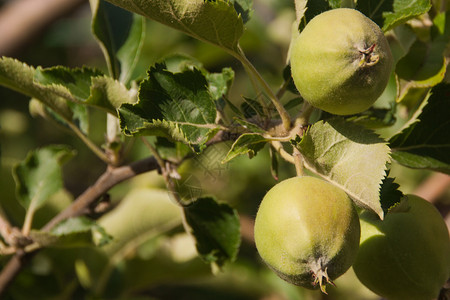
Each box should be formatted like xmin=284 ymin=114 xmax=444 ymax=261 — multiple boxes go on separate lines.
xmin=290 ymin=8 xmax=393 ymax=115
xmin=254 ymin=176 xmax=360 ymax=292
xmin=353 ymin=195 xmax=450 ymax=300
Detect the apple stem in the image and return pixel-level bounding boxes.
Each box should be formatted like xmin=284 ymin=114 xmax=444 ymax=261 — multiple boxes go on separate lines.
xmin=359 ymin=44 xmax=379 ymax=67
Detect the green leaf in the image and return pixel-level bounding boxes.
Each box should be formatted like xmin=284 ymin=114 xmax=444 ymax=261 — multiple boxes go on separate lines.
xmin=34 ymin=66 xmax=134 ymax=113
xmin=34 ymin=66 xmax=103 ymax=101
xmin=241 ymin=97 xmax=264 ymax=118
xmin=91 ymin=0 xmax=146 ymax=82
xmin=118 ymin=64 xmax=219 ymax=152
xmin=30 ymin=217 xmax=111 ymax=248
xmin=347 ymin=106 xmax=397 ymax=129
xmin=295 ymin=118 xmax=391 ymax=219
xmin=183 ymin=197 xmax=240 ymax=268
xmin=0 ymin=57 xmax=72 ymax=119
xmin=117 ymin=15 xmax=146 ymax=84
xmin=388 ymin=25 xmax=417 ymax=64
xmin=379 ymin=176 xmax=404 ymax=214
xmin=269 ymin=146 xmax=279 ymax=181
xmin=105 ymin=0 xmax=243 ymax=53
xmin=303 ymin=0 xmax=330 ymax=23
xmin=328 ymin=0 xmax=356 ymax=8
xmin=153 ymin=137 xmax=192 ymax=161
xmin=232 ymin=118 xmax=265 ymax=133
xmin=230 ymin=0 xmax=253 ymax=24
xmin=395 ymin=11 xmax=449 ymax=104
xmin=222 ymin=133 xmax=267 ymax=163
xmin=87 ymin=75 xmax=135 ymax=111
xmin=389 ymin=84 xmax=450 ymax=174
xmin=382 ymin=0 xmax=432 ymax=32
xmin=206 ymin=68 xmax=234 ymax=102
xmin=13 ymin=146 xmax=75 ymax=220
xmin=357 ymin=0 xmax=432 ymax=31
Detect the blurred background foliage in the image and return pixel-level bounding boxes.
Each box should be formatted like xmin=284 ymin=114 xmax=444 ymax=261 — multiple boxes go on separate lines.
xmin=0 ymin=0 xmax=448 ymax=299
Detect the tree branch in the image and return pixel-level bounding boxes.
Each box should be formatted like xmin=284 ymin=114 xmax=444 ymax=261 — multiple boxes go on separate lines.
xmin=0 ymin=156 xmax=159 ymax=296
xmin=42 ymin=156 xmax=160 ymax=232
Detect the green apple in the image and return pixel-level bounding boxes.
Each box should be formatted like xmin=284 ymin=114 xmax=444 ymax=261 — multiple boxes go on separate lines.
xmin=254 ymin=176 xmax=360 ymax=292
xmin=353 ymin=195 xmax=450 ymax=300
xmin=290 ymin=8 xmax=393 ymax=115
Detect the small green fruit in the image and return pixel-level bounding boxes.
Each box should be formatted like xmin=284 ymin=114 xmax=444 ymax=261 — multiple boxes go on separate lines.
xmin=254 ymin=176 xmax=360 ymax=292
xmin=290 ymin=8 xmax=393 ymax=115
xmin=353 ymin=195 xmax=450 ymax=300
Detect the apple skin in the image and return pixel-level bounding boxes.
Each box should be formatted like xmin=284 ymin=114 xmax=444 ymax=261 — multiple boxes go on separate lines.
xmin=353 ymin=195 xmax=450 ymax=300
xmin=290 ymin=8 xmax=393 ymax=115
xmin=254 ymin=176 xmax=360 ymax=291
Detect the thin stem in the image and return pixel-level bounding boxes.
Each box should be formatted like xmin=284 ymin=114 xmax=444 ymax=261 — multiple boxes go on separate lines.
xmin=140 ymin=137 xmax=165 ymax=168
xmin=21 ymin=206 xmax=35 ymax=236
xmin=234 ymin=47 xmax=292 ymax=132
xmin=66 ymin=121 xmax=110 ymax=164
xmin=271 ymin=141 xmax=295 ymax=164
xmin=140 ymin=138 xmax=187 ymax=207
xmin=293 ymin=147 xmax=304 ymax=177
xmin=294 ymin=102 xmax=314 ymax=128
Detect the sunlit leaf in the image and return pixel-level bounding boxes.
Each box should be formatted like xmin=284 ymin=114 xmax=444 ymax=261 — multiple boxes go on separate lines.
xmin=105 ymin=0 xmax=243 ymax=53
xmin=295 ymin=118 xmax=391 ymax=219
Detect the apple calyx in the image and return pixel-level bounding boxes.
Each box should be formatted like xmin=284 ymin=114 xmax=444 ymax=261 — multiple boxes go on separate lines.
xmin=311 ymin=259 xmax=335 ymax=294
xmin=359 ymin=44 xmax=379 ymax=67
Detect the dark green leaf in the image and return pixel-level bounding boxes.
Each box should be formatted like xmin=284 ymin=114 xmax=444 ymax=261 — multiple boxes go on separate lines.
xmin=389 ymin=84 xmax=450 ymax=174
xmin=282 ymin=65 xmax=299 ymax=95
xmin=117 ymin=14 xmax=146 ymax=84
xmin=223 ymin=133 xmax=267 ymax=163
xmin=13 ymin=145 xmax=75 ymax=214
xmin=91 ymin=0 xmax=145 ymax=81
xmin=347 ymin=106 xmax=396 ymax=129
xmin=379 ymin=176 xmax=404 ymax=214
xmin=154 ymin=137 xmax=192 ymax=161
xmin=118 ymin=64 xmax=219 ymax=151
xmin=357 ymin=0 xmax=432 ymax=31
xmin=241 ymin=97 xmax=264 ymax=118
xmin=304 ymin=0 xmax=331 ymax=24
xmin=34 ymin=66 xmax=103 ymax=100
xmin=232 ymin=118 xmax=265 ymax=133
xmin=284 ymin=98 xmax=303 ymax=111
xmin=183 ymin=197 xmax=240 ymax=268
xmin=230 ymin=0 xmax=253 ymax=24
xmin=269 ymin=146 xmax=279 ymax=181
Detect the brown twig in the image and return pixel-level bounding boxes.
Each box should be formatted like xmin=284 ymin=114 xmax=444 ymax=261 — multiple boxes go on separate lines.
xmin=0 ymin=213 xmax=14 ymax=245
xmin=42 ymin=156 xmax=160 ymax=232
xmin=0 ymin=156 xmax=159 ymax=296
